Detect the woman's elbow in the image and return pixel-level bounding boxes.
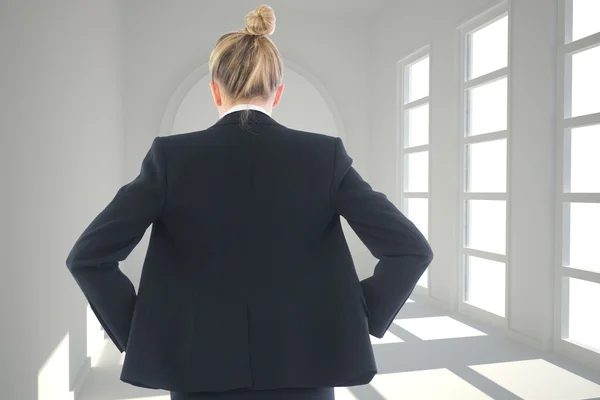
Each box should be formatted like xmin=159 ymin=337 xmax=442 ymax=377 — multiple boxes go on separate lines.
xmin=420 ymin=240 xmax=434 ymax=265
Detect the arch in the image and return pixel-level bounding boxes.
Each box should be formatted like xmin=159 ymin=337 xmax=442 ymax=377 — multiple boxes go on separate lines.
xmin=159 ymin=57 xmax=345 ymax=140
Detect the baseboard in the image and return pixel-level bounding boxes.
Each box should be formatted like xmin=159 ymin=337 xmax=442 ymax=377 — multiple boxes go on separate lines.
xmin=72 ymin=356 xmax=91 ymax=400
xmin=411 ymin=292 xmax=552 ymax=352
xmin=504 ymin=328 xmax=547 ymax=351
xmin=555 ymin=339 xmax=600 ymax=373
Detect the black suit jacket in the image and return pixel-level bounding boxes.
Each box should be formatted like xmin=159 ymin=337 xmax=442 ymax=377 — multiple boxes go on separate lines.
xmin=66 ymin=109 xmax=433 ymax=392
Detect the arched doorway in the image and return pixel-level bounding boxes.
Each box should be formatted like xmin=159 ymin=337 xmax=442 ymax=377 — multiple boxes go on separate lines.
xmin=160 ymin=58 xmax=345 ymax=139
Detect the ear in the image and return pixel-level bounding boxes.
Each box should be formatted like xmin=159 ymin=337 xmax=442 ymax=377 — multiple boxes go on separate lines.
xmin=272 ymin=84 xmax=284 ymax=107
xmin=209 ymin=80 xmax=223 ymax=107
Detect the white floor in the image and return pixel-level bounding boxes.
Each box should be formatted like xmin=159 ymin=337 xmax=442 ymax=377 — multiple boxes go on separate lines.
xmin=78 ymin=297 xmax=600 ymax=400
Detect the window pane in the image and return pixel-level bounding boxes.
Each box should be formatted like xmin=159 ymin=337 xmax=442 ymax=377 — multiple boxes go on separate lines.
xmin=571 ymin=45 xmax=600 ymax=118
xmin=405 ymin=152 xmax=429 ymax=192
xmin=569 ymin=124 xmax=600 ymax=193
xmin=568 ymin=277 xmax=600 ymax=351
xmin=465 ymin=256 xmax=506 ymax=317
xmin=468 ymin=15 xmax=508 ymax=80
xmin=466 ymin=200 xmax=506 ymax=255
xmin=417 ymin=269 xmax=429 ymax=288
xmin=466 ymin=139 xmax=507 ymax=192
xmin=405 ymin=103 xmax=429 ymax=147
xmin=567 ymin=202 xmax=600 ymax=272
xmin=467 ymin=77 xmax=508 ymax=136
xmin=405 ymin=198 xmax=429 ymax=239
xmin=572 ymin=0 xmax=600 ymax=42
xmin=406 ymin=56 xmax=429 ymax=103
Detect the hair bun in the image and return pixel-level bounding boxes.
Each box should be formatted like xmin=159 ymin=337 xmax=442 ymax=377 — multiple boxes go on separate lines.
xmin=244 ymin=5 xmax=276 ymax=36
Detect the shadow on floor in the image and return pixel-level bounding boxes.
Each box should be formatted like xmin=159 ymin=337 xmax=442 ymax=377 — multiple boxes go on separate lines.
xmin=78 ymin=296 xmax=600 ymax=400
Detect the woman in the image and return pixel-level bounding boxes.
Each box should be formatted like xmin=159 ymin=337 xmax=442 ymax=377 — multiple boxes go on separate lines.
xmin=65 ymin=4 xmax=433 ymax=400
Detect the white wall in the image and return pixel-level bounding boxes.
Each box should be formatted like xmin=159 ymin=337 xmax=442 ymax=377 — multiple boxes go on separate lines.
xmin=506 ymin=0 xmax=557 ymax=351
xmin=0 ymin=1 xmax=124 ymax=398
xmin=370 ymin=0 xmax=558 ymax=350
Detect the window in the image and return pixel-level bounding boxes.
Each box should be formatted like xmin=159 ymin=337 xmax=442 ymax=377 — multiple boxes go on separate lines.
xmin=570 ymin=0 xmax=600 ymax=42
xmin=398 ymin=46 xmax=431 ymax=289
xmin=557 ymin=0 xmax=600 ymax=355
xmin=458 ymin=5 xmax=510 ymax=318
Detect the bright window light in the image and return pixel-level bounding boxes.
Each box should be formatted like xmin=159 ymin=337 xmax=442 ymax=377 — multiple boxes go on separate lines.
xmin=468 ymin=15 xmax=508 ymax=80
xmin=461 ymin=10 xmax=509 ymax=320
xmin=405 ymin=152 xmax=429 ymax=192
xmin=405 ymin=198 xmax=429 ymax=239
xmin=466 ymin=200 xmax=506 ymax=255
xmin=470 ymin=359 xmax=600 ymax=399
xmin=567 ymin=202 xmax=600 ymax=271
xmin=371 ymin=369 xmax=489 ymax=399
xmin=568 ymin=278 xmax=600 ymax=352
xmin=393 ymin=316 xmax=486 ymax=340
xmin=405 ymin=103 xmax=429 ymax=147
xmin=466 ymin=139 xmax=507 ymax=193
xmin=569 ymin=124 xmax=600 ymax=193
xmin=572 ymin=0 xmax=600 ymax=42
xmin=417 ymin=270 xmax=429 ymax=288
xmin=406 ymin=56 xmax=429 ymax=103
xmin=465 ymin=256 xmax=506 ymax=317
xmin=467 ymin=77 xmax=508 ymax=136
xmin=571 ymin=45 xmax=600 ymax=118
xmin=560 ymin=0 xmax=600 ymax=360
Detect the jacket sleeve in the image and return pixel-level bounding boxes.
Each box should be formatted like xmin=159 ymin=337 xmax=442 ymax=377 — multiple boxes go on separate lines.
xmin=65 ymin=136 xmax=167 ymax=352
xmin=330 ymin=136 xmax=433 ymax=338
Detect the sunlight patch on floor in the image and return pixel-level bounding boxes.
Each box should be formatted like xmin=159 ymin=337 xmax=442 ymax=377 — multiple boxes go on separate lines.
xmin=393 ymin=316 xmax=487 ymax=340
xmin=370 ymin=331 xmax=404 ymax=345
xmin=469 ymin=358 xmax=600 ymax=399
xmin=370 ymin=369 xmax=491 ymax=399
xmin=334 ymin=387 xmax=360 ymax=400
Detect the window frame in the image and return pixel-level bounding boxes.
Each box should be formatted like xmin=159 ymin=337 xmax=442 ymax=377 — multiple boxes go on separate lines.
xmin=457 ymin=0 xmax=511 ymax=326
xmin=397 ymin=43 xmax=432 ymax=292
xmin=554 ymin=0 xmax=600 ymax=367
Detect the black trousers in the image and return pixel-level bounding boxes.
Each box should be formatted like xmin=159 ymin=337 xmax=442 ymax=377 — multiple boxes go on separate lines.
xmin=170 ymin=387 xmax=335 ymax=400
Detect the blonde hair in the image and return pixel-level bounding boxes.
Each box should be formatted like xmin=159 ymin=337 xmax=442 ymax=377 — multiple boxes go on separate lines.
xmin=209 ymin=5 xmax=284 ymax=129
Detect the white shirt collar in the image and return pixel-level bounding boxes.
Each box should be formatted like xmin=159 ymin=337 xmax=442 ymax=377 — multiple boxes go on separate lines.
xmin=218 ymin=103 xmax=271 ymax=120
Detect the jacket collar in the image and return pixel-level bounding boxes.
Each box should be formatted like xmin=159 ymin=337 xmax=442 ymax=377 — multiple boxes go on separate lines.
xmin=209 ymin=109 xmax=284 ymax=129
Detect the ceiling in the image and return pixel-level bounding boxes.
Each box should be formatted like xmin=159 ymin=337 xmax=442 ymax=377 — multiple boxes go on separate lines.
xmin=238 ymin=0 xmax=389 ymax=17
